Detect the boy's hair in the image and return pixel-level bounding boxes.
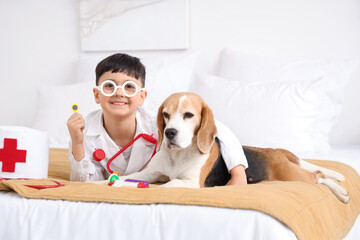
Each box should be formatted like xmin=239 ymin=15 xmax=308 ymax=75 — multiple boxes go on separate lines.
xmin=95 ymin=53 xmax=146 ymax=87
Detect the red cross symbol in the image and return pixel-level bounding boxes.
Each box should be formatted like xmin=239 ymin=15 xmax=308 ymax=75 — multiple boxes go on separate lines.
xmin=0 ymin=138 xmax=27 ymax=173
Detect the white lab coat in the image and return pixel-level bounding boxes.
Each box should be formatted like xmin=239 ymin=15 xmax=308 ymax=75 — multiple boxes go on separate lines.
xmin=69 ymin=107 xmax=248 ymax=181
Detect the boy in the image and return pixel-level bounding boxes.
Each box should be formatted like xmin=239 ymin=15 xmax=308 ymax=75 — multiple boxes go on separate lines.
xmin=67 ymin=53 xmax=248 ymax=185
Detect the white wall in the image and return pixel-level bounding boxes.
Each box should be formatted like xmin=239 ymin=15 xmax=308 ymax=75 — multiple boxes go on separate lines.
xmin=0 ymin=0 xmax=80 ymax=126
xmin=188 ymin=0 xmax=360 ymax=145
xmin=0 ymin=0 xmax=359 ymax=144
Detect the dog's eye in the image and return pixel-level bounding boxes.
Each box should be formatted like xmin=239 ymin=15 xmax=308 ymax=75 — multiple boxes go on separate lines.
xmin=184 ymin=112 xmax=194 ymax=119
xmin=163 ymin=112 xmax=170 ymax=119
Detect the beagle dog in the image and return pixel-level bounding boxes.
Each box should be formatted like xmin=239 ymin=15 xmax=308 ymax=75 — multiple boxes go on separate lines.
xmin=120 ymin=92 xmax=350 ymax=203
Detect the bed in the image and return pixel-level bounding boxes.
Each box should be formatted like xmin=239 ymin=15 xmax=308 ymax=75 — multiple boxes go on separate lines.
xmin=1 ymin=50 xmax=360 ymax=239
xmin=0 ymin=146 xmax=360 ymax=240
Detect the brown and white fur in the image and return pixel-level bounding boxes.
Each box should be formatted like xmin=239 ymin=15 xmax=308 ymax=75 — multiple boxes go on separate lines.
xmin=119 ymin=92 xmax=350 ymax=203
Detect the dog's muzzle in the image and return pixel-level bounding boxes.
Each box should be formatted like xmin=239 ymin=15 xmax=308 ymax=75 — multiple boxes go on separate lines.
xmin=165 ymin=128 xmax=178 ymax=140
xmin=164 ymin=127 xmax=192 ymax=150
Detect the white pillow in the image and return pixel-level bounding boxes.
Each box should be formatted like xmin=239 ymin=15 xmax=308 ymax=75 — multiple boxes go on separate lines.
xmin=217 ymin=49 xmax=360 ymax=87
xmin=76 ymin=51 xmax=199 ymax=112
xmin=32 ymin=82 xmax=101 ymax=148
xmin=192 ymin=73 xmax=338 ymax=155
xmin=217 ymin=49 xmax=359 ymax=106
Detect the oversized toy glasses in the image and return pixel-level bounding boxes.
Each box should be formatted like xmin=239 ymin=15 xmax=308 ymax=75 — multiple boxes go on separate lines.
xmin=97 ymin=80 xmax=145 ymax=97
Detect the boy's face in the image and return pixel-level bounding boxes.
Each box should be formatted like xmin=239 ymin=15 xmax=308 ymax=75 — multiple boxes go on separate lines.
xmin=93 ymin=71 xmax=147 ymax=119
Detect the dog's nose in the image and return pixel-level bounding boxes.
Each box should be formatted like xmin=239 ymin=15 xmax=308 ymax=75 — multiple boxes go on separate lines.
xmin=165 ymin=128 xmax=178 ymax=140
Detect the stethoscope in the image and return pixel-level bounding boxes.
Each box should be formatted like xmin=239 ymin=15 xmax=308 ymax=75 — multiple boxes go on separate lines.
xmin=70 ymin=104 xmax=158 ymax=176
xmin=92 ymin=133 xmax=158 ymax=174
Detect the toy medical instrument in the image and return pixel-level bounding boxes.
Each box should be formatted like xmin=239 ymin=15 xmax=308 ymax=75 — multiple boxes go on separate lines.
xmin=71 ymin=104 xmax=79 ymax=112
xmin=113 ymin=180 xmax=148 ymax=188
xmin=97 ymin=79 xmax=145 ymax=97
xmin=0 ymin=178 xmax=65 ymax=189
xmin=107 ymin=174 xmax=149 ymax=188
xmin=70 ymin=104 xmax=84 ymax=132
xmin=24 ymin=179 xmax=65 ymax=189
xmin=125 ymin=178 xmax=149 ymax=187
xmin=93 ymin=133 xmax=157 ymax=174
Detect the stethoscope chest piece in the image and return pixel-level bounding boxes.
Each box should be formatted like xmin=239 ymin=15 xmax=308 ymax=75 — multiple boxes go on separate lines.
xmin=93 ymin=149 xmax=106 ymax=161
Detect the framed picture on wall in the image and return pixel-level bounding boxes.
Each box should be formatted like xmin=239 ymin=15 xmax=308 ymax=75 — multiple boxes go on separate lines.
xmin=80 ymin=0 xmax=189 ymax=51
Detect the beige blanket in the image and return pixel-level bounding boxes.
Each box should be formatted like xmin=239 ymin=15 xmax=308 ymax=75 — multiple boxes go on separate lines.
xmin=1 ymin=148 xmax=359 ymax=240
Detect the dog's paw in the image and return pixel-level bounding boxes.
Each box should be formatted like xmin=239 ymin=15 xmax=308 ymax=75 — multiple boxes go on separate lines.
xmin=338 ymin=189 xmax=350 ymax=204
xmin=159 ymin=179 xmax=199 ymax=188
xmin=332 ymin=184 xmax=350 ymax=204
xmin=159 ymin=180 xmax=182 ymax=188
xmin=117 ymin=176 xmax=128 ymax=181
xmin=332 ymin=172 xmax=345 ymax=182
xmin=322 ymin=168 xmax=345 ymax=182
xmin=319 ymin=178 xmax=350 ymax=204
xmin=88 ymin=180 xmax=108 ymax=185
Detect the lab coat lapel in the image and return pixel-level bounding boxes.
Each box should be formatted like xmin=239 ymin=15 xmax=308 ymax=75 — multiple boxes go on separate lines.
xmin=124 ymin=110 xmax=157 ymax=175
xmin=124 ymin=136 xmax=155 ymax=175
xmin=89 ymin=123 xmax=128 ymax=176
xmin=103 ymin=133 xmax=129 ymax=176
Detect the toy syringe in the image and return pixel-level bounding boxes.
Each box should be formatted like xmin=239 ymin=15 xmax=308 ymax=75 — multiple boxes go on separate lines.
xmin=107 ymin=173 xmax=149 ymax=188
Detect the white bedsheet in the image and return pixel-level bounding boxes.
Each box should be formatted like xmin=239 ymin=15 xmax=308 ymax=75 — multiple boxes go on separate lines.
xmin=0 ymin=191 xmax=297 ymax=240
xmin=1 ymin=145 xmax=359 ymax=240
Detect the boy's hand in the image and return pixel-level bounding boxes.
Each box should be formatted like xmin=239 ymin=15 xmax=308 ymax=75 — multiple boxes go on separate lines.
xmin=67 ymin=112 xmax=85 ymax=145
xmin=227 ymin=165 xmax=248 ymax=185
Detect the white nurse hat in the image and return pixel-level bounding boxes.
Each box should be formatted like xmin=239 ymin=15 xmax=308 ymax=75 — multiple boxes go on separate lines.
xmin=0 ymin=126 xmax=49 ymax=179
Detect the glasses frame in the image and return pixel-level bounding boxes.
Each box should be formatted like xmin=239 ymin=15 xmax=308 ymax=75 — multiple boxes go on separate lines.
xmin=97 ymin=79 xmax=145 ymax=97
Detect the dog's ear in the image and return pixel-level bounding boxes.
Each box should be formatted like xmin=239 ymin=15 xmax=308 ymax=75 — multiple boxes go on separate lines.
xmin=197 ymin=103 xmax=217 ymax=154
xmin=156 ymin=103 xmax=165 ymax=151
